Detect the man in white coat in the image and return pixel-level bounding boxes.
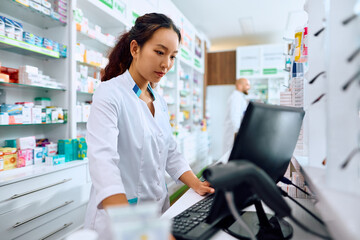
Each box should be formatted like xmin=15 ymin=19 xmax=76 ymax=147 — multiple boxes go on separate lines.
xmin=223 ymin=78 xmax=251 ymax=154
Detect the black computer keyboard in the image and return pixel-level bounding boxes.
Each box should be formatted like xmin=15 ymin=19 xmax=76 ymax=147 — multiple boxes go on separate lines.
xmin=172 ymin=194 xmax=220 ymax=240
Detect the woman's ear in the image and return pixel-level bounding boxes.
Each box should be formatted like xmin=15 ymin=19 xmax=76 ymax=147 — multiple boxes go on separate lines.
xmin=130 ymin=40 xmax=139 ymax=58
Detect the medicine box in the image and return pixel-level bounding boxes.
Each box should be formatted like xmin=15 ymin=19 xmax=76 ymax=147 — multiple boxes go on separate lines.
xmin=34 ymin=147 xmax=44 ymax=165
xmin=0 ymin=16 xmax=5 ymax=36
xmin=0 ymin=148 xmax=17 ymax=171
xmin=18 ymin=149 xmax=33 ymax=167
xmin=77 ymin=137 xmax=87 ymax=160
xmin=45 ymin=154 xmax=65 ymax=166
xmin=58 ymin=139 xmax=73 ymax=162
xmin=16 ymin=136 xmax=36 ymax=150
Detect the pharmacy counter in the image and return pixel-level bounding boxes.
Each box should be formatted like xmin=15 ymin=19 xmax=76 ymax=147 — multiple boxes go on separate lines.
xmin=163 ymin=188 xmax=330 ymax=240
xmin=163 ymin=152 xmax=330 ymax=240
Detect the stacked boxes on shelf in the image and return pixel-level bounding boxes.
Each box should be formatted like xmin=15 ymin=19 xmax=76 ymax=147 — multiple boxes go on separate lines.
xmin=77 ymin=65 xmax=100 ymax=93
xmin=0 ymin=99 xmax=67 ymax=125
xmin=0 ymin=63 xmax=65 ymax=89
xmin=15 ymin=0 xmax=68 ymax=23
xmin=1 ymin=14 xmax=67 ymax=57
xmin=58 ymin=137 xmax=87 ymax=162
xmin=74 ymin=8 xmax=116 ymax=48
xmin=0 ymin=136 xmax=87 ymax=171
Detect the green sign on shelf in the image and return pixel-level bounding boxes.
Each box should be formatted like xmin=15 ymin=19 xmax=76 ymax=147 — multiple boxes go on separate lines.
xmin=263 ymin=68 xmax=278 ymax=75
xmin=132 ymin=11 xmax=139 ymax=25
xmin=114 ymin=0 xmax=126 ymax=14
xmin=181 ymin=48 xmax=191 ymax=61
xmin=99 ymin=0 xmax=113 ymax=9
xmin=194 ymin=58 xmax=201 ymax=68
xmin=239 ymin=69 xmax=254 ymax=76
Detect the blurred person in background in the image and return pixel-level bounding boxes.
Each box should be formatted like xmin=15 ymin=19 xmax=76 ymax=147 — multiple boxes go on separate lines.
xmin=223 ymin=78 xmax=251 ymax=154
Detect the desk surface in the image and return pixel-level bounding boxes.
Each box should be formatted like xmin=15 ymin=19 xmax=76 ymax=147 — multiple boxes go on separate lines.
xmin=162 ymin=188 xmax=330 ymax=240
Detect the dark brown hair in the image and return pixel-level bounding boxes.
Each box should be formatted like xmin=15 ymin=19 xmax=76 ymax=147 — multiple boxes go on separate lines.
xmin=101 ymin=13 xmax=181 ymax=82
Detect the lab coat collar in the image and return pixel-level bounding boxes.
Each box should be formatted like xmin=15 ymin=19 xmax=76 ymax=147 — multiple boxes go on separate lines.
xmin=125 ymin=70 xmax=156 ymax=101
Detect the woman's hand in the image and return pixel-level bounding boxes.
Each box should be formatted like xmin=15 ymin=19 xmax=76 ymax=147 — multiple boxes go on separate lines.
xmin=179 ymin=171 xmax=215 ymax=196
xmin=193 ymin=180 xmax=215 ymax=196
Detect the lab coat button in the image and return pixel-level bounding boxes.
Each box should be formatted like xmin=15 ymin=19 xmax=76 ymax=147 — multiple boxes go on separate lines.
xmin=159 ymin=132 xmax=163 ymax=137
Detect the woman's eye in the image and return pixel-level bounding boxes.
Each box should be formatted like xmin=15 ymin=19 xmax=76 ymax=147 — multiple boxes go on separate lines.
xmin=171 ymin=56 xmax=176 ymax=60
xmin=156 ymin=51 xmax=164 ymax=55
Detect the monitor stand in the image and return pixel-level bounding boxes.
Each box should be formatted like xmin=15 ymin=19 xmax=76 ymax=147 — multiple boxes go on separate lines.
xmin=225 ymin=200 xmax=293 ymax=240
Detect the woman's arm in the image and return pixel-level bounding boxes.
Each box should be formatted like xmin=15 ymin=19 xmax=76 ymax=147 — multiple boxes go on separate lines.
xmin=179 ymin=170 xmax=214 ymax=196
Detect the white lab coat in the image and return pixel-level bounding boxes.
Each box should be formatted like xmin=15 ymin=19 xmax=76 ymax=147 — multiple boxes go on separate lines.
xmin=84 ymin=70 xmax=191 ymax=240
xmin=222 ymin=90 xmax=248 ymax=154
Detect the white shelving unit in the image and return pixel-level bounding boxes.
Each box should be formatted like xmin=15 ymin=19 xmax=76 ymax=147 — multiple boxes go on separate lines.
xmin=0 ymin=0 xmax=211 ymax=225
xmin=236 ymin=44 xmax=288 ymax=105
xmin=0 ymin=1 xmax=88 ymax=239
xmin=0 ymin=0 xmax=70 ymax=146
xmin=70 ymin=0 xmax=129 ymax=138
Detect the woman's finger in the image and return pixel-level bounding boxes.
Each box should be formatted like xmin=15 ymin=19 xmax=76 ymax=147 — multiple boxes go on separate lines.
xmin=202 ymin=181 xmax=211 ymax=187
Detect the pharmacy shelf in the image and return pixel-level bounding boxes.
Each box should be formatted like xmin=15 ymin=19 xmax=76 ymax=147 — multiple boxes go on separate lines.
xmin=76 ymin=91 xmax=93 ymax=95
xmin=76 ymin=121 xmax=88 ymax=124
xmin=180 ymin=104 xmax=191 ymax=109
xmin=0 ymin=35 xmax=60 ymax=59
xmin=0 ymin=122 xmax=66 ymax=127
xmin=77 ymin=0 xmax=130 ymax=29
xmin=76 ymin=30 xmax=113 ymax=53
xmin=2 ymin=0 xmax=66 ymax=29
xmin=76 ymin=60 xmax=102 ymax=69
xmin=0 ymin=82 xmax=66 ymax=91
xmin=179 ymin=90 xmax=191 ymax=96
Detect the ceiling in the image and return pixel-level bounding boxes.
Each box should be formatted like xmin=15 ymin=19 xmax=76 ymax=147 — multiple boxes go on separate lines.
xmin=171 ymin=0 xmax=307 ymax=50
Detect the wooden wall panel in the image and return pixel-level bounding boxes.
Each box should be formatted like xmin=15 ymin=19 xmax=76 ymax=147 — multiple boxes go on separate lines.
xmin=206 ymin=51 xmax=236 ymax=85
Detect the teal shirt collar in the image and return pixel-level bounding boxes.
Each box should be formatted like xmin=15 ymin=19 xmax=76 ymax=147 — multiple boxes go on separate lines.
xmin=132 ymin=82 xmax=156 ymax=101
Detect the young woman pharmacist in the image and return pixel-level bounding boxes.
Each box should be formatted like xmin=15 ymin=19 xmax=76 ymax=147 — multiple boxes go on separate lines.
xmin=84 ymin=13 xmax=214 ymax=239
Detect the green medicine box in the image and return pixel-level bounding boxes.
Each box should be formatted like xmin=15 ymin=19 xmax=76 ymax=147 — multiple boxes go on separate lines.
xmin=77 ymin=137 xmax=87 ymax=160
xmin=58 ymin=139 xmax=73 ymax=162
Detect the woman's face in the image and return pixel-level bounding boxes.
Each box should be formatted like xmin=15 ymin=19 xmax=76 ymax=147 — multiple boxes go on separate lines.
xmin=131 ymin=28 xmax=179 ymax=84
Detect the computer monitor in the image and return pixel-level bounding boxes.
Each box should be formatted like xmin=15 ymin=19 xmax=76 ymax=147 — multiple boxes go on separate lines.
xmin=229 ymin=102 xmax=305 ymax=182
xmin=206 ymin=102 xmax=305 ymax=239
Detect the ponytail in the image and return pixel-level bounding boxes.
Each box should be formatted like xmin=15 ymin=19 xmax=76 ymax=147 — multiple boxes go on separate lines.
xmin=101 ymin=32 xmax=132 ymax=82
xmin=101 ymin=13 xmax=181 ymax=82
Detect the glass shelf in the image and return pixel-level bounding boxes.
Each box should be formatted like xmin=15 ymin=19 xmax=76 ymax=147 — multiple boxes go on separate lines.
xmin=0 ymin=35 xmax=60 ymax=59
xmin=0 ymin=82 xmax=66 ymax=91
xmin=77 ymin=60 xmax=102 ymax=69
xmin=2 ymin=0 xmax=66 ymax=29
xmin=180 ymin=90 xmax=191 ymax=96
xmin=76 ymin=121 xmax=88 ymax=124
xmin=77 ymin=30 xmax=113 ymax=53
xmin=180 ymin=104 xmax=191 ymax=108
xmin=0 ymin=122 xmax=66 ymax=126
xmin=77 ymin=0 xmax=129 ymax=29
xmin=77 ymin=91 xmax=93 ymax=95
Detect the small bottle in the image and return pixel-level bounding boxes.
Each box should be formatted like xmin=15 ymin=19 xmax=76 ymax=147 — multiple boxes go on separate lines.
xmin=63 ymin=109 xmax=68 ymax=123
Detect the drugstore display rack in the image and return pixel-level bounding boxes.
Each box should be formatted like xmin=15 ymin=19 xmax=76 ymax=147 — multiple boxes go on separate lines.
xmin=0 ymin=0 xmax=211 ymax=209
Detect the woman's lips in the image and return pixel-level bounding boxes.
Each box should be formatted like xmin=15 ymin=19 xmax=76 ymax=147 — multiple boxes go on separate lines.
xmin=155 ymin=72 xmax=165 ymax=77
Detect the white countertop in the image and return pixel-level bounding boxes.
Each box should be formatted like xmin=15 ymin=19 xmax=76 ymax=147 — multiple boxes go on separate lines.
xmin=162 ymin=187 xmax=329 ymax=240
xmin=0 ymin=160 xmax=88 ymax=187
